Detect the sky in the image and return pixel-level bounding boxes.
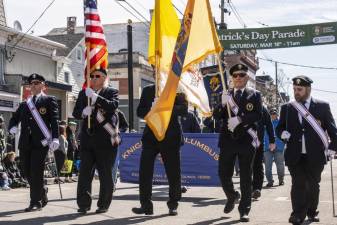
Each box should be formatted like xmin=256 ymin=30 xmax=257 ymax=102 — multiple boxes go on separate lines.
xmin=3 ymin=0 xmax=337 ymax=117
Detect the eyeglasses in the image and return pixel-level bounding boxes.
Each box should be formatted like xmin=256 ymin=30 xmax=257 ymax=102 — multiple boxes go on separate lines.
xmin=30 ymin=81 xmax=42 ymax=85
xmin=232 ymin=73 xmax=247 ymax=78
xmin=90 ymin=74 xmax=102 ymax=79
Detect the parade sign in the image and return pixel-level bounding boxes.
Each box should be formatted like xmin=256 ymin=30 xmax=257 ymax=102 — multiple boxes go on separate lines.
xmin=119 ymin=133 xmax=221 ymax=186
xmin=218 ymin=22 xmax=337 ymax=50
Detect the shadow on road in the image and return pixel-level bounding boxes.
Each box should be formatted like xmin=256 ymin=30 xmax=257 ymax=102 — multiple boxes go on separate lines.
xmin=0 ymin=213 xmax=170 ymax=225
xmin=186 ymin=217 xmax=240 ymax=225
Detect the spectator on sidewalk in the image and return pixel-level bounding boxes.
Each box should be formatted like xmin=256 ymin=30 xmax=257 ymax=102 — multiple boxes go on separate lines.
xmin=264 ymin=108 xmax=285 ymax=187
xmin=3 ymin=152 xmax=28 ymax=188
xmin=54 ymin=125 xmax=68 ymax=184
xmin=0 ymin=164 xmax=10 ymax=190
xmin=65 ymin=122 xmax=78 ymax=182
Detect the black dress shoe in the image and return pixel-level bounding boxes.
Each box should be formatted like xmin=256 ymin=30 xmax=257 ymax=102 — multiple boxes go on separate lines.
xmin=95 ymin=207 xmax=108 ymax=214
xmin=181 ymin=186 xmax=188 ymax=193
xmin=288 ymin=215 xmax=303 ymax=225
xmin=24 ymin=203 xmax=42 ymax=212
xmin=77 ymin=207 xmax=90 ymax=214
xmin=240 ymin=213 xmax=250 ymax=222
xmin=252 ymin=189 xmax=261 ymax=199
xmin=307 ymin=211 xmax=320 ymax=222
xmin=42 ymin=187 xmax=48 ymax=207
xmin=265 ymin=182 xmax=273 ymax=188
xmin=224 ymin=191 xmax=240 ymax=214
xmin=279 ymin=180 xmax=285 ymax=186
xmin=132 ymin=207 xmax=153 ymax=215
xmin=168 ymin=208 xmax=178 ymax=216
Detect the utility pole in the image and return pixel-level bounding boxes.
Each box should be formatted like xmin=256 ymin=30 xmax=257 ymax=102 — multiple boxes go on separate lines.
xmin=275 ymin=61 xmax=278 ymax=106
xmin=127 ymin=19 xmax=134 ymax=131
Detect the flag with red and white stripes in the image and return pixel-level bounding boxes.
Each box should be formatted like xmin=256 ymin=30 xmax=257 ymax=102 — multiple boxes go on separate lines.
xmin=83 ymin=0 xmax=108 ymax=88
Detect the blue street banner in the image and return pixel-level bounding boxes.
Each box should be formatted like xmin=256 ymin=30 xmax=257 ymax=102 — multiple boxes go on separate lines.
xmin=119 ymin=133 xmax=220 ymax=186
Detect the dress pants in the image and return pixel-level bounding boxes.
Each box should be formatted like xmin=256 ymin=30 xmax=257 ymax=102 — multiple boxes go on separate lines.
xmin=139 ymin=141 xmax=181 ymax=210
xmin=252 ymin=144 xmax=264 ymax=190
xmin=77 ymin=141 xmax=117 ymax=210
xmin=219 ymin=143 xmax=255 ymax=215
xmin=287 ymin=154 xmax=324 ymax=220
xmin=21 ymin=145 xmax=49 ymax=204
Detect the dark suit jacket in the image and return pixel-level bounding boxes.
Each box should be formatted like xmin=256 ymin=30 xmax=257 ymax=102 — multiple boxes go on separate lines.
xmin=257 ymin=105 xmax=275 ymax=144
xmin=72 ymin=87 xmax=119 ymax=149
xmin=213 ymin=87 xmax=262 ymax=149
xmin=276 ymin=98 xmax=337 ymax=166
xmin=137 ymin=84 xmax=187 ymax=148
xmin=8 ymin=95 xmax=59 ymax=150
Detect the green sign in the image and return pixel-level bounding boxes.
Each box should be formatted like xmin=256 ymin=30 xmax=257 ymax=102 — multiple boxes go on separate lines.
xmin=218 ymin=22 xmax=337 ymax=50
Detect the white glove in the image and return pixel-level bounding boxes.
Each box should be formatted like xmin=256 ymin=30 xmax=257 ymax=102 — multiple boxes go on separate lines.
xmin=269 ymin=143 xmax=276 ymax=151
xmin=152 ymin=97 xmax=158 ymax=108
xmin=221 ymin=93 xmax=230 ymax=106
xmin=49 ymin=138 xmax=60 ymax=151
xmin=85 ymin=87 xmax=98 ymax=103
xmin=281 ymin=131 xmax=291 ymax=140
xmin=82 ymin=106 xmax=93 ymax=117
xmin=9 ymin=126 xmax=17 ymax=135
xmin=327 ymin=149 xmax=336 ymax=159
xmin=228 ymin=116 xmax=241 ymax=132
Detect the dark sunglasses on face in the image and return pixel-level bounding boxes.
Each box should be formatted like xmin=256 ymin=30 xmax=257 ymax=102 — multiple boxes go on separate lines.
xmin=90 ymin=74 xmax=102 ymax=79
xmin=30 ymin=81 xmax=42 ymax=85
xmin=232 ymin=73 xmax=247 ymax=78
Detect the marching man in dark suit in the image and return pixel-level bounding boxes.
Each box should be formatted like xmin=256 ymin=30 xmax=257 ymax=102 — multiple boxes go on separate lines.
xmin=73 ymin=68 xmax=120 ymax=214
xmin=276 ymin=76 xmax=337 ymax=225
xmin=132 ymin=84 xmax=187 ymax=216
xmin=8 ymin=73 xmax=59 ymax=212
xmin=213 ymin=63 xmax=262 ymax=222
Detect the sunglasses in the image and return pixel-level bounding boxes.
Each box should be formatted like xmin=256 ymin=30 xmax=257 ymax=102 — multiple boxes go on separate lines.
xmin=90 ymin=74 xmax=102 ymax=79
xmin=30 ymin=81 xmax=42 ymax=85
xmin=232 ymin=73 xmax=247 ymax=78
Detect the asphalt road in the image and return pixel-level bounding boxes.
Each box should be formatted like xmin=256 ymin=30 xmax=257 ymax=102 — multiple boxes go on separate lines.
xmin=1 ymin=162 xmax=337 ymax=225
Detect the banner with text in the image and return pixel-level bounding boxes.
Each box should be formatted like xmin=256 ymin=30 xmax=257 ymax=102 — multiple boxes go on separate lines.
xmin=119 ymin=133 xmax=220 ymax=186
xmin=218 ymin=22 xmax=337 ymax=50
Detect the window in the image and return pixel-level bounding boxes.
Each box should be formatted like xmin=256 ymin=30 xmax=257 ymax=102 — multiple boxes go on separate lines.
xmin=64 ymin=72 xmax=70 ymax=83
xmin=76 ymin=48 xmax=82 ymax=61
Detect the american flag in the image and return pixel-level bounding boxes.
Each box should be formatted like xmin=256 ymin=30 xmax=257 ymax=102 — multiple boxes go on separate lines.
xmin=83 ymin=0 xmax=108 ymax=88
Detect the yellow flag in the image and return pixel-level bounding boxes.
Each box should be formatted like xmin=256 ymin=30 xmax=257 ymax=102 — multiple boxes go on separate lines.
xmin=145 ymin=0 xmax=222 ymax=141
xmin=148 ymin=0 xmax=180 ymax=72
xmin=183 ymin=0 xmax=223 ymax=70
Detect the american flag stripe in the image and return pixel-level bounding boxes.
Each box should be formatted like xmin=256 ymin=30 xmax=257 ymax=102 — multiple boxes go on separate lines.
xmin=85 ymin=14 xmax=100 ymax=21
xmin=86 ymin=26 xmax=104 ymax=34
xmin=83 ymin=0 xmax=108 ymax=89
xmin=85 ymin=32 xmax=105 ymax=39
xmin=85 ymin=20 xmax=101 ymax=27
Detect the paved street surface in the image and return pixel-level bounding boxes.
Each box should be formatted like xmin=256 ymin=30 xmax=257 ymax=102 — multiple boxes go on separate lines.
xmin=1 ymin=162 xmax=337 ymax=225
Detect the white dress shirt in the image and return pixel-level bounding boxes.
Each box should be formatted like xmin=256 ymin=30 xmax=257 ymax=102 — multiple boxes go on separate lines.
xmin=298 ymin=97 xmax=311 ymax=154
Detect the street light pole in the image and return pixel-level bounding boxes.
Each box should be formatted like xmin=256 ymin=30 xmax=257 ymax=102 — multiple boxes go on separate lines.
xmin=127 ymin=19 xmax=134 ymax=131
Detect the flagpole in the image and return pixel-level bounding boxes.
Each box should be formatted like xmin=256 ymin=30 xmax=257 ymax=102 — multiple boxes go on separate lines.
xmin=155 ymin=53 xmax=160 ymax=97
xmin=216 ymin=54 xmax=231 ymax=117
xmin=86 ymin=44 xmax=91 ymax=128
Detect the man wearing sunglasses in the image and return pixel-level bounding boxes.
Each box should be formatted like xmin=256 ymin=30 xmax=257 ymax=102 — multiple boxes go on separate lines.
xmin=276 ymin=76 xmax=337 ymax=224
xmin=73 ymin=68 xmax=120 ymax=214
xmin=214 ymin=63 xmax=262 ymax=222
xmin=8 ymin=73 xmax=60 ymax=212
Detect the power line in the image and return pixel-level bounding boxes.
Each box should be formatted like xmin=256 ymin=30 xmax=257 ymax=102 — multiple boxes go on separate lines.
xmin=114 ymin=0 xmax=149 ymax=27
xmin=123 ymin=0 xmax=151 ymax=25
xmin=312 ymin=88 xmax=337 ymax=94
xmin=228 ymin=0 xmax=246 ymax=28
xmin=258 ymin=57 xmax=337 ymax=70
xmin=10 ymin=0 xmax=57 ymax=50
xmin=172 ymin=3 xmax=183 ymax=16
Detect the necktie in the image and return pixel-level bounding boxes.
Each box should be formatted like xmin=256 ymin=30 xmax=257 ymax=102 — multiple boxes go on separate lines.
xmin=234 ymin=90 xmax=242 ymax=102
xmin=32 ymin=95 xmax=37 ymax=104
